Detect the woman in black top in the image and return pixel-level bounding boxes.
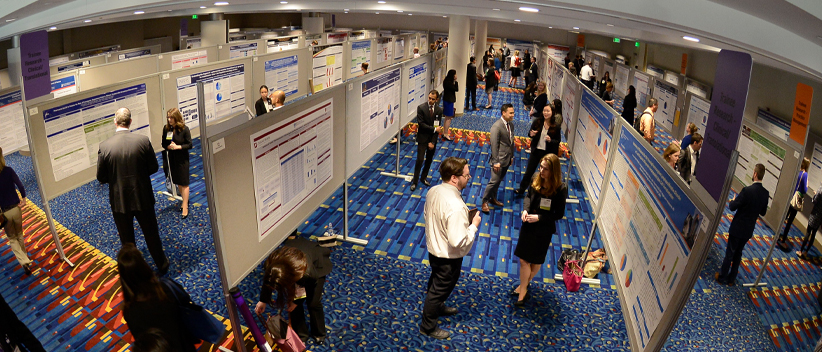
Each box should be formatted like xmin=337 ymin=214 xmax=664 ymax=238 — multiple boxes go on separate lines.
xmin=162 ymin=108 xmax=193 ymax=219
xmin=484 ymin=59 xmax=497 ymax=109
xmin=531 ymin=81 xmax=548 ymax=120
xmin=522 ymin=82 xmax=536 ymax=112
xmin=442 ymin=69 xmax=458 ymax=141
xmin=799 ymin=191 xmax=822 ymax=257
xmin=255 ymin=85 xmax=273 ymax=116
xmin=0 ymin=149 xmax=32 ymax=275
xmin=621 ymin=85 xmax=638 ymax=126
xmin=516 ymin=104 xmax=561 ymax=194
xmin=119 ymin=244 xmax=197 ymax=352
xmin=512 ymin=154 xmax=567 ymax=306
xmin=598 ymin=71 xmax=611 ymax=98
xmin=602 ymin=82 xmax=615 ymax=107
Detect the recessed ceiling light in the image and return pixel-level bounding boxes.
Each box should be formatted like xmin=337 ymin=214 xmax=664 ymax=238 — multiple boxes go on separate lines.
xmin=573 ymin=27 xmax=579 ymax=30
xmin=49 ymin=26 xmax=57 ymax=30
xmin=514 ymin=19 xmax=521 ymax=22
xmin=548 ymin=26 xmax=553 ymax=28
xmin=377 ymin=1 xmax=386 ymax=3
xmin=214 ymin=2 xmax=229 ymax=5
xmin=397 ymin=10 xmax=403 ymax=13
xmin=683 ymin=36 xmax=700 ymax=42
xmin=280 ymin=1 xmax=287 ymax=3
xmin=408 ymin=13 xmax=412 ymax=15
xmin=375 ymin=12 xmax=380 ymax=14
xmin=134 ymin=11 xmax=145 ymax=14
xmin=5 ymin=18 xmax=15 ymax=22
xmin=493 ymin=8 xmax=500 ymax=11
xmin=443 ymin=15 xmax=447 ymax=18
xmin=167 ymin=9 xmax=172 ymax=12
xmin=200 ymin=6 xmax=207 ymax=8
xmin=84 ymin=19 xmax=92 ymax=23
xmin=344 ymin=8 xmax=349 ymax=11
xmin=344 ymin=11 xmax=348 ymax=13
xmin=606 ymin=23 xmax=614 ymax=27
xmin=519 ymin=7 xmax=539 ymax=13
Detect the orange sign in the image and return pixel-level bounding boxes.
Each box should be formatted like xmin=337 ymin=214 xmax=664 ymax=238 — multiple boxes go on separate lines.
xmin=577 ymin=34 xmax=585 ymax=47
xmin=789 ymin=82 xmax=813 ymax=145
xmin=681 ymin=54 xmax=688 ymax=74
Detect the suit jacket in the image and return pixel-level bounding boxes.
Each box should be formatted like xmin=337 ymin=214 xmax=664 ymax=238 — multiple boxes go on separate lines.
xmin=443 ymin=80 xmax=459 ymax=103
xmin=528 ymin=63 xmax=539 ymax=82
xmin=260 ymin=237 xmax=332 ymax=303
xmin=489 ymin=118 xmax=514 ymax=167
xmin=528 ymin=115 xmax=561 ymax=156
xmin=255 ymin=97 xmax=272 ymax=116
xmin=523 ymin=184 xmax=568 ymax=235
xmin=466 ymin=63 xmax=478 ymax=90
xmin=728 ymin=182 xmax=769 ymax=241
xmin=97 ymin=130 xmax=159 ymax=213
xmin=416 ymin=103 xmax=443 ymax=145
xmin=677 ymin=146 xmax=697 ymax=183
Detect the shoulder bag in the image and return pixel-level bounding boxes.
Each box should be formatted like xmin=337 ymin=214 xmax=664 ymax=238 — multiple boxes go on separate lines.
xmin=161 ymin=278 xmax=225 ymax=344
xmin=791 ymin=191 xmax=804 ymax=211
xmin=257 ymin=311 xmax=306 ymax=352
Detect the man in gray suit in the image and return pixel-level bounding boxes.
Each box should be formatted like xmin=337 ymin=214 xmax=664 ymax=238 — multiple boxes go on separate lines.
xmin=482 ymin=104 xmax=515 ymax=213
xmin=97 ymin=108 xmax=169 ymax=275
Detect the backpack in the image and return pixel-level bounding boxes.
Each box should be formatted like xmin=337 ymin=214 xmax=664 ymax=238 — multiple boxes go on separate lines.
xmin=635 ymin=112 xmax=649 ymax=137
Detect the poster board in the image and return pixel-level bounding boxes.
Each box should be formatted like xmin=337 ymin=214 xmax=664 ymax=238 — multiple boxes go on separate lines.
xmin=159 ymin=46 xmax=219 ymax=71
xmin=311 ymin=44 xmax=344 ymax=94
xmin=432 ymin=48 xmax=447 ymax=93
xmin=50 ymin=55 xmax=106 ymax=75
xmin=646 ymin=65 xmax=664 ymax=80
xmin=26 ymin=75 xmax=165 ymax=200
xmin=550 ymin=59 xmax=564 ymax=102
xmin=0 ymin=88 xmax=26 ymax=154
xmin=76 ymin=55 xmax=159 ymax=92
xmin=349 ymin=39 xmax=373 ymax=78
xmin=632 ymin=70 xmax=652 ymax=109
xmin=374 ymin=37 xmax=394 ymax=70
xmin=0 ymin=69 xmax=11 ymax=90
xmin=50 ymin=72 xmax=80 ymax=98
xmin=683 ymin=92 xmax=710 ymax=140
xmin=266 ymin=36 xmax=301 ymax=53
xmin=651 ymin=79 xmax=679 ymax=132
xmin=393 ymin=35 xmax=406 ymax=61
xmin=663 ymin=70 xmax=683 ymax=88
xmin=218 ymin=40 xmax=266 ymax=61
xmin=402 ymin=55 xmax=431 ymax=124
xmin=544 ymin=44 xmax=571 ymax=61
xmin=541 ymin=53 xmax=552 ymax=91
xmin=251 ymin=47 xmax=311 ymax=104
xmin=325 ymin=32 xmax=348 ymax=44
xmin=754 ymin=108 xmax=790 ymax=142
xmin=572 ymin=89 xmax=618 ymax=208
xmin=561 ymin=73 xmax=579 ymax=147
xmin=108 ymin=44 xmax=162 ymax=62
xmin=809 ymin=142 xmax=822 ymax=193
xmin=206 ymin=85 xmax=347 ymax=288
xmin=614 ymin=63 xmax=631 ymax=97
xmin=685 ymin=78 xmax=711 ymax=100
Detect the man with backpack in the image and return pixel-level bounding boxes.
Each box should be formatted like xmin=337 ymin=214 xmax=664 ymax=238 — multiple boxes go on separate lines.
xmin=637 ymin=98 xmax=658 ymax=145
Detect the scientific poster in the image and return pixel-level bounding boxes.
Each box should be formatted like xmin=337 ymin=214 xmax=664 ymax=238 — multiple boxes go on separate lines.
xmin=406 ymin=62 xmax=428 ymax=118
xmin=646 ymin=65 xmax=664 ymax=80
xmin=267 ymin=40 xmax=298 ymax=53
xmin=326 ymin=33 xmax=348 ymax=44
xmin=394 ymin=38 xmax=405 ymax=60
xmin=652 ymin=80 xmax=678 ymax=132
xmin=545 ymin=44 xmax=570 ymax=61
xmin=733 ymin=124 xmax=784 ymax=207
xmin=810 ymin=143 xmax=822 ymax=193
xmin=754 ymin=109 xmax=790 ymax=142
xmin=633 ymin=71 xmax=651 ymax=108
xmin=118 ymin=49 xmax=152 ymax=61
xmin=229 ymin=43 xmax=258 ymax=59
xmin=171 ymin=50 xmax=208 ymax=70
xmin=360 ymin=68 xmax=401 ymax=151
xmin=350 ymin=40 xmax=371 ymax=75
xmin=0 ymin=90 xmax=26 ymax=153
xmin=663 ymin=71 xmax=680 ymax=86
xmin=419 ymin=35 xmax=428 ymax=52
xmin=550 ymin=63 xmax=564 ymax=102
xmin=184 ymin=37 xmax=201 ymax=49
xmin=250 ymin=98 xmax=334 ymax=240
xmin=176 ymin=64 xmax=246 ymax=128
xmin=311 ymin=45 xmax=343 ymax=93
xmin=600 ymin=124 xmax=705 ymax=350
xmin=264 ymin=55 xmax=299 ymax=98
xmin=561 ymin=78 xmax=577 ymax=141
xmin=57 ymin=61 xmax=89 ymax=73
xmin=376 ymin=38 xmax=393 ymax=64
xmin=615 ymin=64 xmax=630 ymax=96
xmin=51 ymin=75 xmax=78 ymax=98
xmin=543 ymin=58 xmax=553 ymax=95
xmin=43 ymin=84 xmax=151 ymax=181
xmin=572 ymin=90 xmax=616 ymax=207
xmin=685 ymin=95 xmax=710 ymax=137
xmin=686 ymin=81 xmax=709 ymax=99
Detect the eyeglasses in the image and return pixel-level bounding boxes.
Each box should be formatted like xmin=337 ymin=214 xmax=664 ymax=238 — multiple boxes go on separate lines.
xmin=457 ymin=173 xmax=472 ymax=180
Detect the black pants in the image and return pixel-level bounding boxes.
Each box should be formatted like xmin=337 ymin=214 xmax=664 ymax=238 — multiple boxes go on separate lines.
xmin=0 ymin=292 xmax=46 ymax=352
xmin=112 ymin=209 xmax=169 ymax=270
xmin=420 ymin=254 xmax=463 ymax=333
xmin=412 ymin=140 xmax=436 ymax=184
xmin=464 ymin=87 xmax=477 ymax=110
xmin=518 ymin=149 xmax=549 ymax=192
xmin=291 ymin=276 xmax=327 ymax=341
xmin=718 ymin=235 xmax=748 ymax=284
xmin=801 ymin=227 xmax=818 ymax=253
xmin=780 ymin=207 xmax=799 ymax=242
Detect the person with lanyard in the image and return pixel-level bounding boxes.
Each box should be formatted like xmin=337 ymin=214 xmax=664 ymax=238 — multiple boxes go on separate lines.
xmin=778 ymin=158 xmax=810 ymax=249
xmin=515 ymin=104 xmax=560 ymax=195
xmin=162 ymin=108 xmax=193 ymax=219
xmin=410 ymin=90 xmax=444 ymax=192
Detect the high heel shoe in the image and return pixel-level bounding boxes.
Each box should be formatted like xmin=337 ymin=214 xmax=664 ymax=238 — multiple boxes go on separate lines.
xmin=181 ymin=209 xmax=189 ymax=219
xmin=514 ymin=291 xmax=531 ymax=307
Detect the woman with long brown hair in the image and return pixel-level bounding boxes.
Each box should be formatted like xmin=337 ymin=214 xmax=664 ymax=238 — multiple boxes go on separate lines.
xmin=511 ymin=154 xmax=568 ymax=306
xmin=162 ymin=108 xmax=193 ymax=219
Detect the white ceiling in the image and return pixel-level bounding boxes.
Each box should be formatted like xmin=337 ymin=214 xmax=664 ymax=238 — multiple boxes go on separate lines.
xmin=1 ymin=0 xmax=821 ymax=80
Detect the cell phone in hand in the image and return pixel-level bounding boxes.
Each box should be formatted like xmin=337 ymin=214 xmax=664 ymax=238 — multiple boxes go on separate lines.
xmin=468 ymin=208 xmax=479 ymax=222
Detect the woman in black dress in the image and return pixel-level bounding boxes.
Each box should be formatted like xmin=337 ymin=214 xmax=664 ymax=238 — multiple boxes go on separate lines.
xmin=621 ymin=85 xmax=638 ymax=126
xmin=442 ymin=69 xmax=458 ymax=141
xmin=598 ymin=71 xmax=611 ymax=98
xmin=512 ymin=154 xmax=567 ymax=306
xmin=162 ymin=108 xmax=193 ymax=219
xmin=515 ymin=104 xmax=561 ymax=194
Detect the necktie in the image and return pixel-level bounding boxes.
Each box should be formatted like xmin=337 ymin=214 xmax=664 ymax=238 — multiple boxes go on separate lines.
xmin=505 ymin=121 xmax=512 ymax=141
xmin=430 ymin=105 xmax=434 ymax=118
xmin=694 ymin=151 xmax=699 ymax=175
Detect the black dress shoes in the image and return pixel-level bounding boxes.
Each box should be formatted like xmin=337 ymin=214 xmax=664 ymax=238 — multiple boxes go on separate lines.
xmin=23 ymin=263 xmax=33 ymax=276
xmin=410 ymin=183 xmax=417 ymax=192
xmin=313 ymin=336 xmax=326 ymax=345
xmin=440 ymin=306 xmax=458 ymax=316
xmin=421 ymin=327 xmax=451 ymax=340
xmin=422 ymin=179 xmax=431 ymax=187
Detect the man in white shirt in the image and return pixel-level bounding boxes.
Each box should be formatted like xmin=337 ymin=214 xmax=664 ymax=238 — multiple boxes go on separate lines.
xmin=413 ymin=47 xmax=421 ymax=58
xmin=420 ymin=157 xmax=482 ymax=340
xmin=580 ymin=61 xmax=594 ymax=90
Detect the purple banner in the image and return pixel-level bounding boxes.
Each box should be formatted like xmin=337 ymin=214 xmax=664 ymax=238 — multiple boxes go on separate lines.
xmin=20 ymin=31 xmax=51 ymax=100
xmin=695 ymin=50 xmax=752 ymax=201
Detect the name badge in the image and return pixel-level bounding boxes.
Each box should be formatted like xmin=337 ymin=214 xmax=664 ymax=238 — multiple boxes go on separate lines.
xmin=165 ymin=132 xmax=173 ymax=140
xmin=540 ymin=198 xmax=552 ymax=211
xmin=433 ymin=120 xmax=440 ymax=127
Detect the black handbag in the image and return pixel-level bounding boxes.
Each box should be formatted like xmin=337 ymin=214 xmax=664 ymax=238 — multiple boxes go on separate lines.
xmin=557 ymin=249 xmax=581 ymax=271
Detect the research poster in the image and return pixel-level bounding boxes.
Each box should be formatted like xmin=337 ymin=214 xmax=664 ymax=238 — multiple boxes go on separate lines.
xmin=652 ymin=80 xmax=678 ymax=132
xmin=600 ymin=124 xmax=705 ymax=350
xmin=0 ymin=90 xmax=26 ymax=153
xmin=57 ymin=61 xmax=89 ymax=73
xmin=615 ymin=65 xmax=630 ymax=96
xmin=229 ymin=43 xmax=258 ymax=59
xmin=326 ymin=33 xmax=348 ymax=44
xmin=43 ymin=84 xmax=151 ymax=181
xmin=250 ymin=98 xmax=334 ymax=240
xmin=264 ymin=55 xmax=299 ymax=98
xmin=685 ymin=95 xmax=710 ymax=136
xmin=755 ymin=109 xmax=790 ymax=142
xmin=171 ymin=50 xmax=208 ymax=70
xmin=185 ymin=37 xmax=202 ymax=49
xmin=419 ymin=35 xmax=428 ymax=52
xmin=593 ymin=55 xmax=602 ymax=77
xmin=633 ymin=71 xmax=651 ymax=108
xmin=433 ymin=49 xmax=447 ymax=91
xmin=51 ymin=75 xmax=78 ymax=98
xmin=394 ymin=38 xmax=405 ymax=60
xmin=360 ymin=68 xmax=401 ymax=151
xmin=550 ymin=63 xmax=564 ymax=102
xmin=267 ymin=40 xmax=298 ymax=53
xmin=733 ymin=124 xmax=784 ymax=207
xmin=176 ymin=64 xmax=246 ymax=128
xmin=663 ymin=71 xmax=680 ymax=86
xmin=376 ymin=38 xmax=393 ymax=64
xmin=118 ymin=49 xmax=151 ymax=61
xmin=810 ymin=143 xmax=822 ymax=193
xmin=542 ymin=58 xmax=553 ymax=94
xmin=686 ymin=81 xmax=709 ymax=99
xmin=311 ymin=45 xmax=343 ymax=93
xmin=406 ymin=62 xmax=428 ymax=118
xmin=350 ymin=40 xmax=372 ymax=75
xmin=546 ymin=44 xmax=570 ymax=61
xmin=573 ymin=90 xmax=616 ymax=207
xmin=561 ymin=78 xmax=577 ymax=140
xmin=646 ymin=66 xmax=664 ymax=80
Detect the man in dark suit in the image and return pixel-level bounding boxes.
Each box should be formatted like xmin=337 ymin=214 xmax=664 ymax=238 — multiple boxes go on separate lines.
xmin=716 ymin=163 xmax=769 ymax=286
xmin=410 ymin=90 xmax=443 ymax=192
xmin=677 ymin=132 xmax=703 ymax=184
xmin=482 ymin=104 xmax=515 ymax=213
xmin=97 ymin=107 xmax=169 ymax=275
xmin=527 ymin=57 xmax=539 ymax=87
xmin=465 ymin=57 xmax=478 ymax=111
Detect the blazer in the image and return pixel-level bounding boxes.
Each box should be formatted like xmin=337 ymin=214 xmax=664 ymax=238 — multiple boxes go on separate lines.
xmin=466 ymin=63 xmax=478 ymax=90
xmin=255 ymin=97 xmax=273 ymax=116
xmin=527 ymin=63 xmax=539 ymax=82
xmin=677 ymin=146 xmax=697 ymax=183
xmin=489 ymin=118 xmax=515 ymax=167
xmin=443 ymin=80 xmax=459 ymax=103
xmin=416 ymin=102 xmax=443 ymax=145
xmin=123 ymin=281 xmax=197 ymax=352
xmin=528 ymin=115 xmax=562 ymax=155
xmin=728 ymin=182 xmax=769 ymax=241
xmin=523 ymin=184 xmax=568 ymax=235
xmin=97 ymin=131 xmax=159 ymax=213
xmin=531 ymin=93 xmax=548 ymax=118
xmin=621 ymin=94 xmax=637 ymax=122
xmin=260 ymin=237 xmax=333 ymax=304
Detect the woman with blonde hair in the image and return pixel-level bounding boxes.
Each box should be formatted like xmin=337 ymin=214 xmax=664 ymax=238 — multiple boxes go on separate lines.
xmin=162 ymin=108 xmax=193 ymax=219
xmin=512 ymin=154 xmax=568 ymax=306
xmin=508 ymin=50 xmax=522 ymax=87
xmin=0 ymin=148 xmax=32 ymax=276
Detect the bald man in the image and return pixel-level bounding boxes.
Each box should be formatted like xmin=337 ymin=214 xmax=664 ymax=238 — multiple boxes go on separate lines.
xmin=271 ymin=90 xmax=286 ymax=108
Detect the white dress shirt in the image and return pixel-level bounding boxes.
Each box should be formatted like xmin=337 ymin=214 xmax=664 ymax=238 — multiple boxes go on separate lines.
xmin=424 ymin=183 xmax=478 ymax=259
xmin=580 ymin=65 xmax=593 ymax=81
xmin=688 ymin=145 xmax=697 ymax=176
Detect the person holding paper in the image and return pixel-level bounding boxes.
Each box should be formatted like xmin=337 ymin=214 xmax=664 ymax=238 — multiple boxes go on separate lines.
xmin=515 ymin=104 xmax=561 ymax=195
xmin=481 ymin=104 xmax=516 ymax=213
xmin=255 ymin=85 xmax=274 ymax=116
xmin=0 ymin=149 xmax=33 ymax=276
xmin=677 ymin=133 xmax=703 ymax=184
xmin=419 ymin=157 xmax=481 ymax=340
xmin=97 ymin=107 xmax=169 ymax=275
xmin=716 ymin=163 xmax=769 ymax=286
xmin=410 ymin=90 xmax=443 ymax=192
xmin=162 ymin=108 xmax=193 ymax=219
xmin=779 ymin=158 xmax=810 ymax=249
xmin=512 ymin=154 xmax=567 ymax=306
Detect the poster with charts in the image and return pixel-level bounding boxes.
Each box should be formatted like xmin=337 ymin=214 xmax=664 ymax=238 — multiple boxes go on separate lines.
xmin=176 ymin=64 xmax=246 ymax=129
xmin=550 ymin=63 xmax=564 ymax=102
xmin=685 ymin=95 xmax=710 ymax=138
xmin=311 ymin=45 xmax=343 ymax=93
xmin=250 ymin=98 xmax=334 ymax=240
xmin=646 ymin=66 xmax=664 ymax=80
xmin=545 ymin=44 xmax=570 ymax=61
xmin=43 ymin=84 xmax=151 ymax=181
xmin=542 ymin=58 xmax=553 ymax=94
xmin=599 ymin=124 xmax=704 ymax=351
xmin=686 ymin=81 xmax=709 ymax=99
xmin=652 ymin=80 xmax=678 ymax=132
xmin=406 ymin=62 xmax=428 ymax=119
xmin=360 ymin=68 xmax=401 ymax=151
xmin=229 ymin=43 xmax=258 ymax=59
xmin=615 ymin=64 xmax=630 ymax=96
xmin=350 ymin=40 xmax=372 ymax=75
xmin=809 ymin=143 xmax=822 ymax=193
xmin=264 ymin=55 xmax=299 ymax=98
xmin=376 ymin=38 xmax=393 ymax=65
xmin=733 ymin=124 xmax=784 ymax=208
xmin=663 ymin=71 xmax=680 ymax=86
xmin=171 ymin=50 xmax=208 ymax=70
xmin=572 ymin=90 xmax=617 ymax=208
xmin=561 ymin=78 xmax=578 ymax=141
xmin=633 ymin=71 xmax=651 ymax=108
xmin=0 ymin=90 xmax=26 ymax=153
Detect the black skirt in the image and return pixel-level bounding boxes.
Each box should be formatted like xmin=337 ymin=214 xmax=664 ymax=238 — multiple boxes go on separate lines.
xmin=511 ymin=67 xmax=521 ymax=77
xmin=514 ymin=223 xmax=553 ymax=264
xmin=163 ymin=150 xmax=190 ymax=186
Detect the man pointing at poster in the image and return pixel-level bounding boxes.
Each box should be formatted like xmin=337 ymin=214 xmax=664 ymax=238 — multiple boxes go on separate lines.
xmin=715 ymin=163 xmax=768 ymax=286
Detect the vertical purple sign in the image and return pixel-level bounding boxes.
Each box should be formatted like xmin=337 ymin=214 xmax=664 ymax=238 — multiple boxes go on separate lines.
xmin=695 ymin=50 xmax=752 ymax=201
xmin=20 ymin=30 xmax=51 ymax=100
xmin=181 ymin=18 xmax=189 ymax=37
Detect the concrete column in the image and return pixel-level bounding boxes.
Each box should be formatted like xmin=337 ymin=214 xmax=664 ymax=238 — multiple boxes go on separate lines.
xmin=446 ymin=15 xmax=470 ymax=116
xmin=473 ymin=20 xmax=487 ymax=73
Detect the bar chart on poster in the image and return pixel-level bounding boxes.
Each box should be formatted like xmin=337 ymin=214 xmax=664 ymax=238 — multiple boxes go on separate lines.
xmin=250 ymin=98 xmax=334 ymax=240
xmin=176 ymin=64 xmax=246 ymax=128
xmin=360 ymin=68 xmax=401 ymax=151
xmin=733 ymin=124 xmax=784 ymax=207
xmin=264 ymin=55 xmax=299 ymax=98
xmin=311 ymin=45 xmax=343 ymax=93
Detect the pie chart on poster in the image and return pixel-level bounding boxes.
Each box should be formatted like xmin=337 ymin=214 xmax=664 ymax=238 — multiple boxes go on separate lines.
xmin=625 ymin=269 xmax=633 ymax=288
xmin=602 ymin=140 xmax=608 ymax=155
xmin=215 ymin=82 xmax=222 ymax=90
xmin=216 ymin=93 xmax=223 ymax=102
xmin=620 ymin=254 xmax=628 ymax=271
xmin=384 ymin=115 xmax=388 ymax=128
xmin=597 ymin=132 xmax=602 ymax=147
